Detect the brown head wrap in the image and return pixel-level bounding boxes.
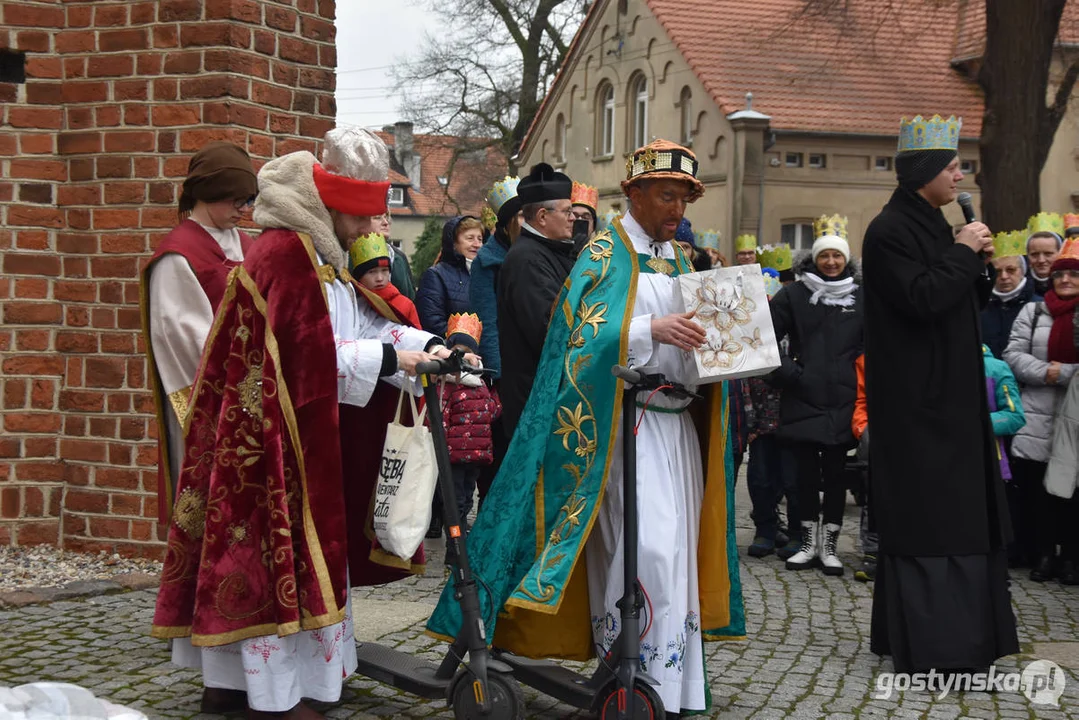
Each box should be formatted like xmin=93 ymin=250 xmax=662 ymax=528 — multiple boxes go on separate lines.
xmin=178 ymin=142 xmax=258 ymax=221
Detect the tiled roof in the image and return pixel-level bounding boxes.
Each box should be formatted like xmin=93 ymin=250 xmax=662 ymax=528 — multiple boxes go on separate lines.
xmin=376 ymin=131 xmax=507 ymax=219
xmin=647 ymin=0 xmax=985 ymax=137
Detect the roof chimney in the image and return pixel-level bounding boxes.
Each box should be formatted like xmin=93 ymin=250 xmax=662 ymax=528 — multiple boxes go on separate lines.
xmin=394 ymin=121 xmax=421 ymax=190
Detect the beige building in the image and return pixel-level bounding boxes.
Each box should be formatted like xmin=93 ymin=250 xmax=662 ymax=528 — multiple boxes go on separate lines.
xmin=517 ymin=0 xmax=1079 ymax=257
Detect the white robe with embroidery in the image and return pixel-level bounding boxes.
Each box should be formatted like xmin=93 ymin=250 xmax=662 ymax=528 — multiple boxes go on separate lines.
xmin=171 ymin=255 xmax=435 ymax=711
xmin=584 ymin=211 xmax=706 ymax=714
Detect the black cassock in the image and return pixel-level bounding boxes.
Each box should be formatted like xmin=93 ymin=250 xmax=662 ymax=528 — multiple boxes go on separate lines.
xmin=862 ymin=187 xmax=1018 ymax=673
xmin=497 ymin=227 xmax=576 ymax=438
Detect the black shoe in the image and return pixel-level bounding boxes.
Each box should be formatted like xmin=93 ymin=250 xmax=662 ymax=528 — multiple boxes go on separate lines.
xmin=201 ymin=687 xmax=247 ymax=715
xmin=426 ymin=516 xmax=443 ymax=539
xmin=1059 ymin=560 xmax=1079 ymax=585
xmin=1030 ymin=555 xmax=1057 ymax=582
xmin=775 ymin=528 xmax=790 ymax=548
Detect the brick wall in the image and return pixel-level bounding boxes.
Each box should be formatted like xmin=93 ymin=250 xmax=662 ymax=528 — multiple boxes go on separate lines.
xmin=0 ymin=0 xmax=337 ymax=557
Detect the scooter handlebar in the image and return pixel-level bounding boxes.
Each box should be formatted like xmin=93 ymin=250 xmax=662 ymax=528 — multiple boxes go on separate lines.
xmin=611 ymin=365 xmax=643 ymax=385
xmin=416 ymin=350 xmax=491 ymax=378
xmin=415 ymin=360 xmax=442 ymax=375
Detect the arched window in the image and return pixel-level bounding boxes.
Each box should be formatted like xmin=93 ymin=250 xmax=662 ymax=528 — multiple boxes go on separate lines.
xmin=555 ymin=113 xmax=566 ymax=162
xmin=596 ymin=82 xmax=615 ymax=157
xmin=679 ymin=86 xmax=693 ymax=145
xmin=631 ymin=74 xmax=648 ymax=149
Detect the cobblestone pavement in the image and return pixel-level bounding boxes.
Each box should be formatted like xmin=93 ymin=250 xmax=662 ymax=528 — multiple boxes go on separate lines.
xmin=1 ymin=477 xmax=1078 ymax=719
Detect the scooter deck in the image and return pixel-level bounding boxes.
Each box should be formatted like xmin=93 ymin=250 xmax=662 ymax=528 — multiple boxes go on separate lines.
xmin=493 ymin=650 xmax=602 ymax=709
xmin=354 ymin=642 xmax=449 ymax=699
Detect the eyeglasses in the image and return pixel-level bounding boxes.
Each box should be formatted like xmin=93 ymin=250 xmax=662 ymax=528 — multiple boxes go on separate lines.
xmin=542 ymin=205 xmax=575 ymax=218
xmin=1051 ymin=269 xmax=1079 ymax=280
xmin=232 ymin=195 xmax=257 ymax=210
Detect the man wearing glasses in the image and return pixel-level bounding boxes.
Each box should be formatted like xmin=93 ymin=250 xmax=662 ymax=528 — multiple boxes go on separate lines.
xmin=497 ymin=162 xmax=577 ymax=437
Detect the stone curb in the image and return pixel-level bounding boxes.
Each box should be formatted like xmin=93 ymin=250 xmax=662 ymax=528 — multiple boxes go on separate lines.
xmin=0 ymin=572 xmax=159 ymax=608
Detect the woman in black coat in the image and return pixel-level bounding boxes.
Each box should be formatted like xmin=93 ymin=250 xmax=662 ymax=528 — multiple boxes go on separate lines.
xmin=416 ymin=215 xmax=484 ymax=337
xmin=769 ymin=233 xmax=863 ymax=577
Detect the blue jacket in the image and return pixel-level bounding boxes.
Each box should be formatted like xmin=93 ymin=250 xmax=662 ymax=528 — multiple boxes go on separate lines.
xmin=982 ymin=344 xmax=1025 ymax=437
xmin=980 ymin=280 xmax=1037 ymax=361
xmin=469 ymin=231 xmax=511 ymax=378
xmin=416 ymin=216 xmax=472 ymax=337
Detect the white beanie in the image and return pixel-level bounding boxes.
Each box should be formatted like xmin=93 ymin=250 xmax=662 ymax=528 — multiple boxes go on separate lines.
xmin=812 ymin=234 xmax=850 ymax=262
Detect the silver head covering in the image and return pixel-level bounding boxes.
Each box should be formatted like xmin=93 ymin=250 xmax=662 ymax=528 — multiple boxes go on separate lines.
xmin=321 ymin=127 xmax=390 ymax=182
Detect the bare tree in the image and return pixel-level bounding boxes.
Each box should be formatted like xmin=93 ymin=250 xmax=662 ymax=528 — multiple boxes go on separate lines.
xmin=793 ymin=0 xmax=1078 ymax=231
xmin=394 ymin=0 xmax=589 ymax=171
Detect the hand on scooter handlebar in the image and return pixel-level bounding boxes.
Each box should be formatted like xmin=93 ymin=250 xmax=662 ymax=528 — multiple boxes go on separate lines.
xmin=416 ymin=349 xmax=492 ymax=377
xmin=611 ymin=365 xmax=702 ymax=400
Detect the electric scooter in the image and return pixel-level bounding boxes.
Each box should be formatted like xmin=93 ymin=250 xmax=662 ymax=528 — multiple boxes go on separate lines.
xmin=352 ymin=351 xmax=523 ymax=719
xmin=492 ymin=365 xmax=699 ymax=720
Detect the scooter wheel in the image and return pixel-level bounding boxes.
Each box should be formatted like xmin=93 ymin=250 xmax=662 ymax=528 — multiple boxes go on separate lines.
xmin=599 ymin=680 xmax=664 ymax=720
xmin=451 ymin=670 xmax=525 ymax=719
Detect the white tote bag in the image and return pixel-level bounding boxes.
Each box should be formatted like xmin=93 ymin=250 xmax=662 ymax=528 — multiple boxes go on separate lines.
xmin=373 ymin=385 xmax=439 ymax=560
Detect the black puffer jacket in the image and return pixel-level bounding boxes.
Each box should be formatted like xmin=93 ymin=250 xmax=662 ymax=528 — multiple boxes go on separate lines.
xmin=416 ymin=216 xmax=474 ymax=337
xmin=769 ymin=254 xmax=864 ymax=447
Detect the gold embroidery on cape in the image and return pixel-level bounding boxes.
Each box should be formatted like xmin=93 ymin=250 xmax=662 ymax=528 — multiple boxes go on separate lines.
xmin=317 ymin=264 xmax=336 ymax=284
xmin=517 ymin=230 xmax=613 ymax=604
xmin=168 ymin=386 xmax=193 ymax=424
xmin=173 ymin=487 xmax=206 ymax=539
xmin=645 ymin=256 xmax=674 ymax=275
xmin=237 ymin=363 xmax=264 ymax=421
xmin=215 ymin=571 xmax=273 ymax=621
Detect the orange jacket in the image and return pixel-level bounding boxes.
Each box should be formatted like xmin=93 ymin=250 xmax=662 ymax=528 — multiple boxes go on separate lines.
xmin=852 ymin=354 xmax=867 ymax=440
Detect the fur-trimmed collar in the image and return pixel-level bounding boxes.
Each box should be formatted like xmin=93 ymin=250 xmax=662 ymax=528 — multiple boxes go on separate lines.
xmin=251 ymin=151 xmax=347 ymax=271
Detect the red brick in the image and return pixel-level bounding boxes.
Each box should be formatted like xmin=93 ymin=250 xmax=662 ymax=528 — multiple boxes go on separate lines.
xmin=136 ymin=52 xmax=163 ymax=76
xmin=300 ymin=15 xmax=334 ymax=42
xmin=98 ymin=281 xmax=124 ymax=304
xmin=24 ymin=437 xmax=57 ymax=458
xmin=4 ymin=413 xmax=62 ymax=434
xmin=319 ymin=44 xmax=336 ymax=69
xmin=56 ymin=331 xmax=98 ymax=353
xmin=89 ymin=417 xmax=116 ymax=437
xmin=97 ymin=156 xmax=133 ymax=179
xmin=253 ymin=29 xmax=275 ymax=55
xmin=54 ymin=281 xmax=95 ymax=304
xmin=248 ymin=132 xmax=273 ymax=158
xmin=0 ymin=438 xmax=20 ymax=459
xmin=89 ymin=517 xmax=129 ymax=539
xmin=3 ymin=355 xmax=63 ymax=375
xmin=5 ymin=3 xmax=65 ymax=27
xmin=30 ymin=379 xmax=55 ymax=409
xmin=6 ymin=205 xmax=64 ymax=227
xmin=153 ymin=25 xmax=179 ymax=48
xmin=159 ymin=0 xmax=202 ymax=21
xmin=65 ymin=415 xmax=87 ymax=437
xmin=16 ymin=521 xmax=59 ymax=546
xmin=253 ymin=81 xmax=292 ymax=111
xmin=104 ymin=131 xmax=155 ymax=153
xmin=26 ymin=56 xmax=62 ymax=80
xmin=66 ymin=305 xmax=90 ymax=327
xmin=124 ymin=104 xmax=150 ymax=126
xmin=19 ymin=133 xmax=55 ymax=155
xmin=66 ymin=209 xmax=91 ymax=231
xmin=87 ymin=55 xmax=135 ymax=78
xmin=85 ymin=357 xmax=127 ymax=389
xmin=4 ymin=379 xmax=27 ymax=409
xmin=108 ymin=443 xmax=133 ymax=466
xmin=59 ymin=389 xmax=105 ymax=412
xmin=138 ymin=207 xmax=175 ymax=229
xmin=3 ymin=302 xmax=62 ymax=325
xmin=131 ymin=2 xmax=155 ymax=24
xmin=13 ymin=278 xmax=49 ymax=301
xmin=163 ymin=50 xmax=202 ymax=74
xmin=99 ymin=29 xmax=149 ymax=52
xmin=265 ymin=5 xmax=297 ymax=30
xmin=1 ymin=488 xmax=20 ymax=519
xmin=22 ymin=488 xmax=43 ymax=517
xmin=62 ymin=57 xmax=87 ymax=80
xmin=278 ymin=36 xmax=318 ymax=64
xmin=100 ymin=233 xmax=148 ymax=253
xmin=272 ymin=61 xmax=297 ymax=86
xmin=61 ymin=438 xmax=107 ymax=463
xmin=227 ymin=25 xmax=251 ymax=49
xmin=91 ymin=209 xmax=140 ymax=231
xmin=117 ymin=307 xmax=141 ymax=330
xmin=15 ymin=31 xmax=51 ymax=53
xmin=119 ymin=417 xmax=146 ymax=441
xmin=19 ymin=462 xmax=65 ymax=483
xmin=57 ymin=131 xmax=102 ymax=155
xmin=66 ymin=5 xmax=92 ymax=28
xmin=17 ymin=183 xmax=53 ymax=204
xmin=107 ymin=392 xmax=132 ymax=413
xmin=230 ymin=102 xmax=268 ymax=130
xmin=300 ymin=115 xmax=334 ymax=138
xmin=66 ymin=488 xmax=109 ymax=514
xmin=134 ymin=157 xmax=160 ymax=178
xmin=4 ymin=253 xmax=60 ymax=277
xmin=66 ymin=105 xmax=92 ymax=129
xmin=56 ymin=185 xmax=102 ymax=207
xmin=25 ymin=82 xmax=63 ymax=105
xmin=292 ymin=91 xmax=316 ymax=113
xmin=135 ymin=444 xmax=158 ymax=467
xmin=179 ymin=74 xmax=229 ymax=99
xmin=56 ymin=233 xmax=98 ymax=254
xmin=151 ymin=103 xmax=201 ymax=126
xmin=148 ymin=182 xmax=175 ymax=204
xmin=111 ymin=493 xmax=142 ymax=516
xmin=96 ymin=468 xmax=140 ymax=490
xmin=94 ymin=4 xmax=129 ymax=27
xmin=62 ymin=81 xmax=109 ymax=104
xmin=98 ymin=105 xmax=122 ymax=127
xmin=130 ymin=519 xmax=155 ymax=542
xmin=114 ymin=79 xmax=149 ymax=101
xmin=0 ymin=135 xmax=17 ymax=156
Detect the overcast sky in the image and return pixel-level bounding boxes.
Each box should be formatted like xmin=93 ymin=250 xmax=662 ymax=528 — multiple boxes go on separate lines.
xmin=334 ymin=2 xmax=439 ymax=131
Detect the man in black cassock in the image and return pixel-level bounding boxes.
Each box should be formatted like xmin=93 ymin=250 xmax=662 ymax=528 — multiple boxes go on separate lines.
xmin=497 ymin=163 xmax=576 ymax=438
xmin=863 ymin=114 xmax=1019 ymax=674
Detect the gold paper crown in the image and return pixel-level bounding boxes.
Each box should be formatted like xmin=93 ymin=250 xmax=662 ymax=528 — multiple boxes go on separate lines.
xmin=348 ymin=232 xmax=390 ymax=270
xmin=1027 ymin=212 xmax=1065 ymax=238
xmin=487 ymin=176 xmax=520 ymax=215
xmin=735 ymin=234 xmax=757 ymax=252
xmin=897 ymin=114 xmax=962 ymax=153
xmin=622 ymin=139 xmax=705 ymax=201
xmin=992 ymin=231 xmax=1027 ymax=260
xmin=813 ymin=214 xmax=848 ymax=240
xmin=480 ymin=205 xmax=497 ymax=231
xmin=570 ymin=182 xmax=598 ymax=211
xmin=446 ymin=312 xmax=483 ymax=343
xmin=757 ymin=243 xmax=793 ymax=271
xmin=1065 ymin=213 xmax=1079 ymax=232
xmin=694 ymin=229 xmax=722 ymax=251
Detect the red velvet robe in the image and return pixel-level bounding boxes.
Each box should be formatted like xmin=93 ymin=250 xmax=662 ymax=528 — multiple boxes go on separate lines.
xmin=140 ymin=219 xmax=254 ymax=523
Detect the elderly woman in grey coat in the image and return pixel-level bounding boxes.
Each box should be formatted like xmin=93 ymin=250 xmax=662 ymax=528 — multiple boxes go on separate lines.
xmin=1004 ymin=245 xmax=1079 ymax=584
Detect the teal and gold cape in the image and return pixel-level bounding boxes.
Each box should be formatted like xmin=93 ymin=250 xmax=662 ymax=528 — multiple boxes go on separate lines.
xmin=426 ymin=219 xmax=745 ymax=658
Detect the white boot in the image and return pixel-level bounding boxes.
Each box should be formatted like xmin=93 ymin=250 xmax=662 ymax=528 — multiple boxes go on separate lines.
xmin=820 ymin=522 xmax=844 ymax=576
xmin=785 ymin=521 xmax=820 ymax=570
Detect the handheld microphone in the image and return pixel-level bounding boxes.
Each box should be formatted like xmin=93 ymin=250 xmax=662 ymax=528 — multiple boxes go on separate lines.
xmin=957 ymin=192 xmax=976 ymax=224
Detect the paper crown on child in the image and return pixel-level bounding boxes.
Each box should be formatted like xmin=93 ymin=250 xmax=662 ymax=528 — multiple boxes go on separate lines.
xmin=992 ymin=231 xmax=1027 ymax=260
xmin=1065 ymin=213 xmax=1079 ymax=236
xmin=694 ymin=229 xmax=722 ymax=251
xmin=762 ymin=268 xmax=782 ymax=299
xmin=757 ymin=243 xmax=793 ymax=271
xmin=1052 ymin=238 xmax=1079 ymax=273
xmin=570 ymin=182 xmax=599 ymax=212
xmin=734 ymin=234 xmax=758 ymax=252
xmin=897 ymin=114 xmax=962 ymax=153
xmin=813 ymin=213 xmax=848 ymax=241
xmin=1027 ymin=211 xmax=1065 ymax=239
xmin=348 ymin=232 xmax=390 ymax=276
xmin=446 ymin=313 xmax=483 ymax=353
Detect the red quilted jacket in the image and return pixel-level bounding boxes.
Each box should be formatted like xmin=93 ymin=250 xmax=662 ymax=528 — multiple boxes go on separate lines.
xmin=436 ymin=381 xmax=502 ymax=464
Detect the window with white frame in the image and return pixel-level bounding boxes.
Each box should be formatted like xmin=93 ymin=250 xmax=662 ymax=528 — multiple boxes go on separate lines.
xmin=781 ymin=221 xmax=814 ymax=250
xmin=597 ymin=82 xmax=615 ymax=157
xmin=631 ymin=74 xmax=648 ymax=149
xmin=785 ymin=152 xmax=804 ymax=168
xmin=387 ymin=187 xmax=405 ymax=206
xmin=808 ymin=153 xmax=826 ymax=169
xmin=961 ymin=159 xmax=978 ymax=174
xmin=679 ymin=86 xmax=693 ymax=146
xmin=874 ymin=156 xmax=892 ymax=171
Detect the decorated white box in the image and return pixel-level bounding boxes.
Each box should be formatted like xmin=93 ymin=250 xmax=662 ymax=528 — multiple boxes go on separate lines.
xmin=672 ymin=264 xmax=782 ymax=384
